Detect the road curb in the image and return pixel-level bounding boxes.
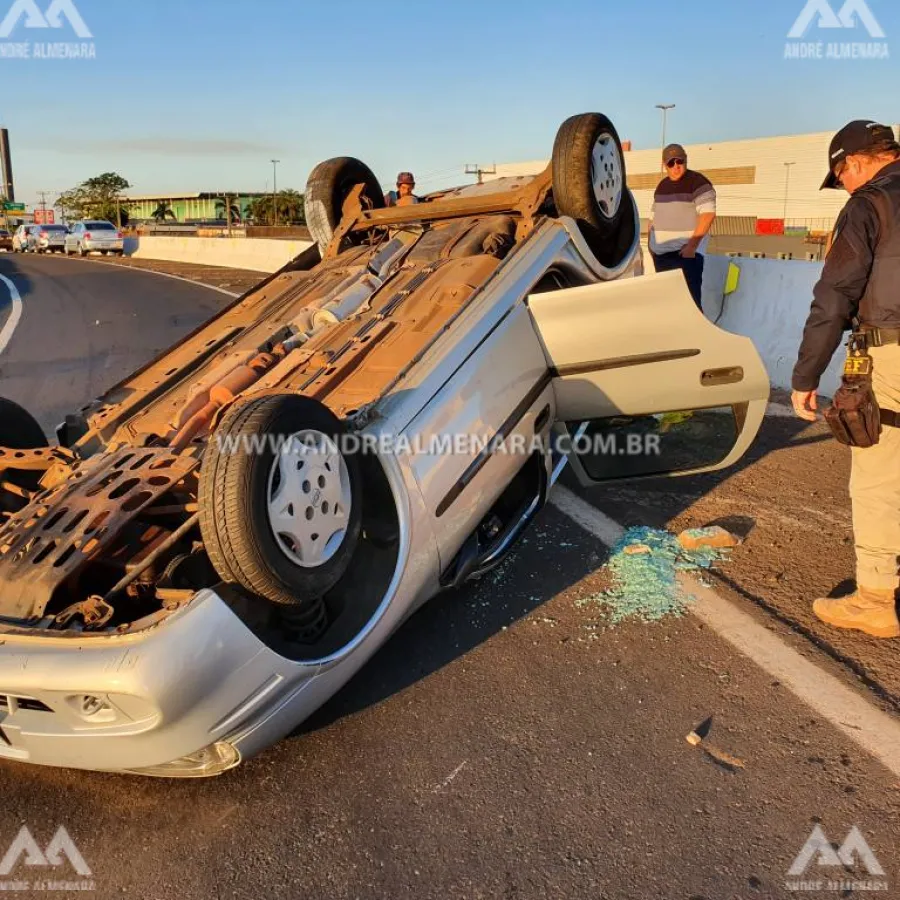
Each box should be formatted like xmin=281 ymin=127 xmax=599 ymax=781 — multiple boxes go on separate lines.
xmin=40 ymin=253 xmax=241 ymax=299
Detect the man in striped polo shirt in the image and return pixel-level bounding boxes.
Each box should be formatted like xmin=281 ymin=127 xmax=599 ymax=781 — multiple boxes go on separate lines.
xmin=648 ymin=143 xmax=717 ymax=309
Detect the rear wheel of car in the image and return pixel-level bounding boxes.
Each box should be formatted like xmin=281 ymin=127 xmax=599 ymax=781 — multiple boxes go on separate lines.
xmin=551 ymin=112 xmax=637 ymax=269
xmin=305 ymin=156 xmax=385 ymax=255
xmin=199 ymin=394 xmax=362 ymax=634
xmin=0 ymin=397 xmax=48 ymax=515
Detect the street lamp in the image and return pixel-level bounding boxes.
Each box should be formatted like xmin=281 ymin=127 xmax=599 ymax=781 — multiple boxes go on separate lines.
xmin=783 ymin=161 xmax=796 ymax=223
xmin=655 ymin=104 xmax=675 ymax=172
xmin=271 ymin=159 xmax=280 ymax=226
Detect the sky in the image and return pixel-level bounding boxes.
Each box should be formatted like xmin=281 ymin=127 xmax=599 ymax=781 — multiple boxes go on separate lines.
xmin=2 ymin=0 xmax=899 ymax=209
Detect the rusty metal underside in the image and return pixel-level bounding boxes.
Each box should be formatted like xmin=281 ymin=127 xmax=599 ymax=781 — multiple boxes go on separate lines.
xmin=0 ymin=447 xmax=199 ymax=620
xmin=77 ymin=215 xmax=526 ymax=448
xmin=0 ymin=201 xmax=545 ymax=621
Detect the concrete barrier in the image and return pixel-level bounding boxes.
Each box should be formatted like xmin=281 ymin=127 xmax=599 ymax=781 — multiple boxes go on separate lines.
xmin=700 ymin=255 xmax=844 ymax=398
xmin=126 ymin=235 xmax=313 ymax=273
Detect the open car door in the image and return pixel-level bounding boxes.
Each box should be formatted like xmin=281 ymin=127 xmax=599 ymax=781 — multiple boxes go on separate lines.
xmin=527 ymin=270 xmax=770 ymax=486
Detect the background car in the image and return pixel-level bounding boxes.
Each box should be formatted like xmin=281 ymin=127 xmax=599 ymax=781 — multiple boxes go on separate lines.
xmin=64 ymin=220 xmax=125 ymax=256
xmin=11 ymin=224 xmax=31 ymax=252
xmin=31 ymin=223 xmax=68 ymax=253
xmin=0 ymin=228 xmax=12 ymax=251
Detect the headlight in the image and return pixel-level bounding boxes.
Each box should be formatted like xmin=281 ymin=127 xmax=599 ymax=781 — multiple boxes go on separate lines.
xmin=122 ymin=742 xmax=241 ymax=778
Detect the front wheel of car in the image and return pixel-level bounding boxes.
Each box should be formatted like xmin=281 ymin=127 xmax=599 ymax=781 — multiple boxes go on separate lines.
xmin=551 ymin=112 xmax=637 ymax=269
xmin=199 ymin=394 xmax=362 ymax=637
xmin=304 ymin=156 xmax=385 ymax=255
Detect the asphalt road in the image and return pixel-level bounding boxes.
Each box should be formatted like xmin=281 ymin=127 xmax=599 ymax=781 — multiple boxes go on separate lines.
xmin=1 ymin=254 xmax=899 ymax=899
xmin=0 ymin=252 xmax=224 ymax=433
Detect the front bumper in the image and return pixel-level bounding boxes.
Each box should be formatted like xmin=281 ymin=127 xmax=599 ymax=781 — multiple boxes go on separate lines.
xmin=0 ymin=590 xmax=320 ymax=775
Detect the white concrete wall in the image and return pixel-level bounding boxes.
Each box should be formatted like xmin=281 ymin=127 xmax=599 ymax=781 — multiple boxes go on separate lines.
xmin=127 ymin=235 xmax=313 ymax=273
xmin=697 ymin=254 xmax=844 ymax=398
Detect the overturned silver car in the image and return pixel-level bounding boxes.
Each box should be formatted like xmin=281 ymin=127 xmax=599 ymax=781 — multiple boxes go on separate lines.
xmin=0 ymin=113 xmax=769 ymax=776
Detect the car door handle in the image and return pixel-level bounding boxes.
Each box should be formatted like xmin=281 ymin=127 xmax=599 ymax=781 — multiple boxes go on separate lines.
xmin=701 ymin=366 xmax=744 ymax=386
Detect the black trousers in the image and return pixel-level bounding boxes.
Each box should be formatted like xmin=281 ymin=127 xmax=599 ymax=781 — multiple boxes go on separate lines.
xmin=650 ymin=250 xmax=705 ymax=309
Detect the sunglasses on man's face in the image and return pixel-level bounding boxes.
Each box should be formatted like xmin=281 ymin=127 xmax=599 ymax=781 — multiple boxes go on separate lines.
xmin=666 ymin=158 xmax=685 ymax=168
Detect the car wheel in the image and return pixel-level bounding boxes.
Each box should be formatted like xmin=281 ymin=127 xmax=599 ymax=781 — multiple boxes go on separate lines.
xmin=551 ymin=112 xmax=638 ymax=269
xmin=305 ymin=156 xmax=385 ymax=255
xmin=0 ymin=397 xmax=48 ymax=515
xmin=199 ymin=394 xmax=362 ymax=634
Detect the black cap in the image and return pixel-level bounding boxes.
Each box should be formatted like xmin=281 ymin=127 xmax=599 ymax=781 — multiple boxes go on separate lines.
xmin=821 ymin=120 xmax=897 ymax=189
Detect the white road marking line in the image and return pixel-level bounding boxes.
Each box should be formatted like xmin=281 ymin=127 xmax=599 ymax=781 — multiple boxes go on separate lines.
xmin=549 ymin=484 xmax=625 ymax=546
xmin=549 ymin=484 xmax=900 ymax=780
xmin=0 ymin=272 xmax=23 ymax=355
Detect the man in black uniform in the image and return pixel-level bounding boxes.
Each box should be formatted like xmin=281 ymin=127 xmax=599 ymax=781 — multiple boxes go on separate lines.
xmin=792 ymin=119 xmax=900 ymax=638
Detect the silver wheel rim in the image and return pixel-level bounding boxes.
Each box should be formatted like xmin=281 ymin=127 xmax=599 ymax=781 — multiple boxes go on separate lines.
xmin=265 ymin=429 xmax=352 ymax=568
xmin=590 ymin=132 xmax=623 ymax=219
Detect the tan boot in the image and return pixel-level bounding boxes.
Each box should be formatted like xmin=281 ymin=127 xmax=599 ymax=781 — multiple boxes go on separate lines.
xmin=813 ymin=586 xmax=900 ymax=638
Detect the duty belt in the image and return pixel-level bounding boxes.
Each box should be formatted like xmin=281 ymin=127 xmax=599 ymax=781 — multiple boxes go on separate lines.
xmin=881 ymin=408 xmax=900 ymax=428
xmin=860 ymin=325 xmax=900 ymax=346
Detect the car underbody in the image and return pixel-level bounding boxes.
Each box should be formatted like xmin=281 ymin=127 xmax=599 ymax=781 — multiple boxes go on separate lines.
xmin=0 ymin=112 xmax=769 ymax=776
xmin=0 ymin=166 xmax=584 ymax=638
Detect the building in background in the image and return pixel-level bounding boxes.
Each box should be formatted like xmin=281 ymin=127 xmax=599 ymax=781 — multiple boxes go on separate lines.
xmin=488 ymin=126 xmax=900 ymax=258
xmin=124 ymin=192 xmax=269 ymax=223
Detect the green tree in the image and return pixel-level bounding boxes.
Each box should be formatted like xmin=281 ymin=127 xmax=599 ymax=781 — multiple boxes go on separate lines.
xmin=247 ymin=190 xmax=305 ymax=226
xmin=56 ymin=172 xmax=132 ymax=225
xmin=150 ymin=201 xmax=177 ymax=223
xmin=214 ymin=197 xmax=241 ymax=224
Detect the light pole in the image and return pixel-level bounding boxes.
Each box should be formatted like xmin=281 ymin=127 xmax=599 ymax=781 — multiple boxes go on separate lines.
xmin=783 ymin=161 xmax=796 ymax=223
xmin=271 ymin=159 xmax=280 ymax=226
xmin=655 ymin=104 xmax=675 ymax=172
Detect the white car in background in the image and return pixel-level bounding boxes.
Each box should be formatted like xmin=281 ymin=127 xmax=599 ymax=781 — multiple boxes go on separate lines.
xmin=11 ymin=224 xmax=29 ymax=252
xmin=31 ymin=223 xmax=68 ymax=254
xmin=0 ymin=112 xmax=769 ymax=778
xmin=64 ymin=220 xmax=125 ymax=256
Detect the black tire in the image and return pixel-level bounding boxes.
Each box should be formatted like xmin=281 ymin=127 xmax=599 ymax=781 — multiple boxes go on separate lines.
xmin=551 ymin=112 xmax=637 ymax=268
xmin=305 ymin=156 xmax=385 ymax=254
xmin=0 ymin=398 xmax=48 ymax=514
xmin=199 ymin=394 xmax=362 ymax=622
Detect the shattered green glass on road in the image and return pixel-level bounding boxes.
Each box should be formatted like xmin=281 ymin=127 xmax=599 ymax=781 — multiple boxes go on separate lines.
xmin=577 ymin=526 xmax=734 ymax=624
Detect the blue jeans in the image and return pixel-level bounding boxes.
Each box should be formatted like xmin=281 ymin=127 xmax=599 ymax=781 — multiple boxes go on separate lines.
xmin=650 ymin=250 xmax=705 ymax=309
